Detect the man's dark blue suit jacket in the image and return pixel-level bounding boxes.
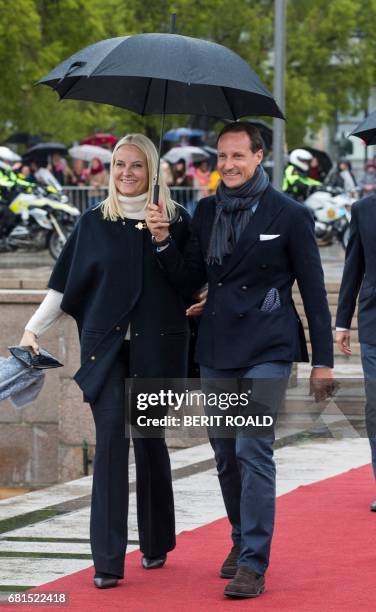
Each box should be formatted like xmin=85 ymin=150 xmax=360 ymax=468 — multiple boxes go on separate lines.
xmin=336 ymin=195 xmax=376 ymax=343
xmin=157 ymin=184 xmax=333 ymax=370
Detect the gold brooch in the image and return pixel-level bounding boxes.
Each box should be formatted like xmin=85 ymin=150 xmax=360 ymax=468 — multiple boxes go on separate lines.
xmin=135 ymin=222 xmax=147 ymax=230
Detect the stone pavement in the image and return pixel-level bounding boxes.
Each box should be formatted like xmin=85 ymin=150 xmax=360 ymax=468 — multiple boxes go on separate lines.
xmin=0 ymin=437 xmax=372 ymax=597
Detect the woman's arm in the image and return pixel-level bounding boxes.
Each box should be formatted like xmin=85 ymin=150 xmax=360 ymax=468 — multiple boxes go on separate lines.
xmin=147 ymin=203 xmax=207 ymax=296
xmin=20 ymin=289 xmax=66 ymax=353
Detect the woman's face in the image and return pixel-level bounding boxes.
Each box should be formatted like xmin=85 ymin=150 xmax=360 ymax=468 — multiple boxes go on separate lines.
xmin=91 ymin=158 xmax=101 ymax=170
xmin=113 ymin=144 xmax=149 ymax=197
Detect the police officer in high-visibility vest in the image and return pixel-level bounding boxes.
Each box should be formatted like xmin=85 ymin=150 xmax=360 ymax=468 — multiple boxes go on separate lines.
xmin=283 ymin=149 xmax=321 ymax=202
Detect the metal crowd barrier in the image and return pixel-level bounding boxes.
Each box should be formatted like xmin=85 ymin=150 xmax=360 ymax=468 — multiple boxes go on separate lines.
xmin=62 ymin=186 xmax=212 ymax=215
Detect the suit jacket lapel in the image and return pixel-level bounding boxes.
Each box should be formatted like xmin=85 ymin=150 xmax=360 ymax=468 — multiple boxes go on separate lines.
xmin=217 ymin=186 xmax=285 ymax=281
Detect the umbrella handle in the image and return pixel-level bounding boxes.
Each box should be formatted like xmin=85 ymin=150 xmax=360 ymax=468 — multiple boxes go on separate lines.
xmin=153 ymin=184 xmax=160 ymax=205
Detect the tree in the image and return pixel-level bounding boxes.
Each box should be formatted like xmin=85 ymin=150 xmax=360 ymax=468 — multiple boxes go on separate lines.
xmin=1 ymin=0 xmax=375 ymax=149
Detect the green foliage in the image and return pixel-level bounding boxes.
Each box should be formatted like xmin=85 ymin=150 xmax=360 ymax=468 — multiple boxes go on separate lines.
xmin=0 ymin=0 xmax=375 ymax=149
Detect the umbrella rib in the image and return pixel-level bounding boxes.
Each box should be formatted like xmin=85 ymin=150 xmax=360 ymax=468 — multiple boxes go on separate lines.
xmin=140 ymin=78 xmax=153 ymax=116
xmin=221 ymin=87 xmax=237 ymax=121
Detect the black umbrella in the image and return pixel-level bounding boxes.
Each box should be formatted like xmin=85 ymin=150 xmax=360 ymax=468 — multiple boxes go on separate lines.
xmin=24 ymin=142 xmax=68 ymax=160
xmin=302 ymin=147 xmax=333 ymax=178
xmin=38 ymin=17 xmax=283 ymax=201
xmin=350 ymin=111 xmax=376 ymax=145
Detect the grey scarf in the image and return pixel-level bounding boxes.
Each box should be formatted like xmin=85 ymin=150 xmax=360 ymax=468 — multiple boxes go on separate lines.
xmin=206 ymin=165 xmax=269 ymax=265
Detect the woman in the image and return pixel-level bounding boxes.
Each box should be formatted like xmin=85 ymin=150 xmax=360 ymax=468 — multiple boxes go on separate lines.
xmin=19 ymin=134 xmax=191 ymax=589
xmin=87 ymin=157 xmax=109 ymax=207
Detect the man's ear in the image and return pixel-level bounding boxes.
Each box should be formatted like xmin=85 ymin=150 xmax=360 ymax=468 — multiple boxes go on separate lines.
xmin=256 ymin=149 xmax=264 ymax=164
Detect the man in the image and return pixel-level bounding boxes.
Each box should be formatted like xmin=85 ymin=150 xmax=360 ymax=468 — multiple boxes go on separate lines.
xmin=147 ymin=122 xmax=333 ymax=598
xmin=336 ymin=194 xmax=376 ymax=512
xmin=282 ymin=148 xmax=321 ymax=202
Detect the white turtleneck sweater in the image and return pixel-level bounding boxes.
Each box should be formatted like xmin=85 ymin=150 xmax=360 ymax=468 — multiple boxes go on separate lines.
xmin=25 ymin=193 xmax=148 ymax=338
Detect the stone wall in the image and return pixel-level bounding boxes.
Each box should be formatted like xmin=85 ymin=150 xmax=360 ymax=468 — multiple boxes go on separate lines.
xmin=0 ymin=290 xmax=95 ymax=487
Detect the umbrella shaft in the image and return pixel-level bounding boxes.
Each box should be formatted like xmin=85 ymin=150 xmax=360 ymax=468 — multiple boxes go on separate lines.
xmin=155 ymin=81 xmax=169 ymax=204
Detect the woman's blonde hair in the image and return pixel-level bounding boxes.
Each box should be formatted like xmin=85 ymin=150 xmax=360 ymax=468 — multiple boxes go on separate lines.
xmin=99 ymin=133 xmax=176 ymax=221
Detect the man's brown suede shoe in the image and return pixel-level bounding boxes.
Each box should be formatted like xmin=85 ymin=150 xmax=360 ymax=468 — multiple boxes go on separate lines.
xmin=220 ymin=544 xmax=240 ymax=578
xmin=224 ymin=566 xmax=265 ymax=598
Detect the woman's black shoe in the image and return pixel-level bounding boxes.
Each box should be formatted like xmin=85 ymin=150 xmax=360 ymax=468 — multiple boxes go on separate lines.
xmin=141 ymin=554 xmax=167 ymax=569
xmin=93 ymin=572 xmax=119 ymax=588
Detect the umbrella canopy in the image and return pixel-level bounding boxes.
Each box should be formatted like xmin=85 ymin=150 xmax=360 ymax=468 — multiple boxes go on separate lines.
xmin=350 ymin=111 xmax=376 ymax=145
xmin=80 ymin=133 xmax=117 ymax=147
xmin=24 ymin=142 xmax=68 ymax=160
xmin=69 ymin=144 xmax=112 ymax=163
xmin=302 ymin=147 xmax=332 ymax=177
xmin=163 ymin=127 xmax=205 ymax=142
xmin=0 ymin=146 xmax=21 ymax=163
xmin=38 ymin=33 xmax=283 ymax=121
xmin=163 ymin=146 xmax=210 ymax=166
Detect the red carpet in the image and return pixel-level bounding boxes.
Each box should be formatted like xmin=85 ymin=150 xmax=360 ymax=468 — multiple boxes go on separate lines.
xmin=3 ymin=464 xmax=375 ymax=611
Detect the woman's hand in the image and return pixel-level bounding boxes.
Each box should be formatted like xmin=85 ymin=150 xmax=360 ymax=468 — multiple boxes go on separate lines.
xmin=146 ymin=203 xmax=170 ymax=242
xmin=19 ymin=330 xmax=40 ymax=354
xmin=186 ymin=287 xmax=208 ymax=317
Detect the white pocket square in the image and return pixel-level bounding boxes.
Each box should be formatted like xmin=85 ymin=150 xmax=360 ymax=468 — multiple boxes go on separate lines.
xmin=259 ymin=234 xmax=280 ymax=241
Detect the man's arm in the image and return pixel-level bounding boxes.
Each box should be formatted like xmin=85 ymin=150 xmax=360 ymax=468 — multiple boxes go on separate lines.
xmin=288 ymin=204 xmax=333 ymax=368
xmin=335 ymin=203 xmax=365 ymax=330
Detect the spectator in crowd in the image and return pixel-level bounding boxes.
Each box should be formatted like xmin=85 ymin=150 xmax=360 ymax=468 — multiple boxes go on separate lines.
xmin=171 ymin=158 xmax=195 ymax=213
xmin=87 ymin=157 xmax=109 ymax=207
xmin=161 ymin=159 xmax=174 ymax=186
xmin=209 ymin=168 xmax=221 ymax=193
xmin=172 ymin=159 xmax=193 ymax=188
xmin=70 ymin=159 xmax=89 ymax=186
xmin=49 ymin=152 xmax=68 ymax=185
xmin=308 ymin=156 xmax=325 ymax=182
xmin=20 ymin=164 xmax=32 ymax=180
xmin=359 ymin=161 xmax=376 ymax=196
xmin=192 ymin=159 xmax=210 ymax=198
xmin=329 ymin=159 xmax=357 ymax=193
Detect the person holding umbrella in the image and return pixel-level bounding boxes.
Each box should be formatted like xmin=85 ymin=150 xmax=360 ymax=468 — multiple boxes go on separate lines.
xmin=18 ymin=133 xmax=191 ymax=589
xmin=147 ymin=121 xmax=334 ymax=599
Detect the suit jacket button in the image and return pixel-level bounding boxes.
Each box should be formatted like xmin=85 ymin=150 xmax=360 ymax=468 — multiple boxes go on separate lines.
xmin=160 ymin=332 xmax=164 ymax=336
xmin=212 ymin=311 xmax=216 ymax=315
xmin=238 ymin=313 xmax=245 ymax=318
xmin=115 ymin=326 xmax=121 ymax=331
xmin=133 ymin=373 xmax=138 ymax=377
xmin=217 ymin=282 xmax=223 ymax=287
xmin=134 ymin=332 xmax=139 ymax=336
xmin=91 ymin=355 xmax=96 ymax=361
xmin=260 ymin=264 xmax=268 ymax=269
xmin=241 ymin=285 xmax=248 ymax=290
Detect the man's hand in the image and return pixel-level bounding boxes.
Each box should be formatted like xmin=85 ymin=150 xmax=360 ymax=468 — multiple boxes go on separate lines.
xmin=186 ymin=287 xmax=208 ymax=317
xmin=336 ymin=330 xmax=351 ymax=355
xmin=19 ymin=330 xmax=40 ymax=354
xmin=146 ymin=203 xmax=170 ymax=242
xmin=309 ymin=367 xmax=335 ymax=402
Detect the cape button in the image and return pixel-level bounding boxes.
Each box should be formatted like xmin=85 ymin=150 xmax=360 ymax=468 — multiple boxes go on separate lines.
xmin=91 ymin=355 xmax=96 ymax=361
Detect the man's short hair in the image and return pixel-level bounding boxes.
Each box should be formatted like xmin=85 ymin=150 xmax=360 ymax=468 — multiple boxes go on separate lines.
xmin=217 ymin=122 xmax=265 ymax=154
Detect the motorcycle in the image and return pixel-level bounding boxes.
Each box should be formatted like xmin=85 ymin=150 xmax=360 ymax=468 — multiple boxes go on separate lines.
xmin=304 ymin=187 xmax=354 ymax=250
xmin=0 ymin=184 xmax=80 ymax=259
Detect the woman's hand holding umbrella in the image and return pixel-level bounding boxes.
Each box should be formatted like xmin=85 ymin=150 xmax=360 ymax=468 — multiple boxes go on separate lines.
xmin=146 ymin=203 xmax=170 ymax=242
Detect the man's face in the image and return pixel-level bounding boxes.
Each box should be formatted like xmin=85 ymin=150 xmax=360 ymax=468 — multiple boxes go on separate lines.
xmin=217 ymin=131 xmax=263 ymax=189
